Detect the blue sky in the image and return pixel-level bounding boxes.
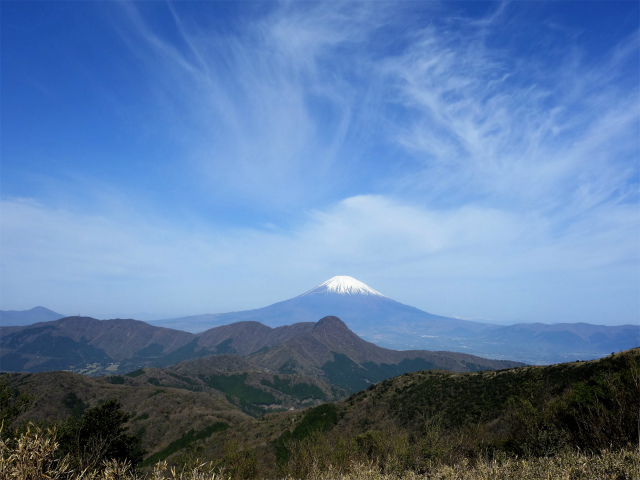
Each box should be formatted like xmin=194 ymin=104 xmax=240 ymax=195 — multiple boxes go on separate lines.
xmin=1 ymin=1 xmax=638 ymax=326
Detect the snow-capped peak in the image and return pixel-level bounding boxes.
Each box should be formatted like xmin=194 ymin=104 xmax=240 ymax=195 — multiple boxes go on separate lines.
xmin=302 ymin=276 xmax=386 ymax=297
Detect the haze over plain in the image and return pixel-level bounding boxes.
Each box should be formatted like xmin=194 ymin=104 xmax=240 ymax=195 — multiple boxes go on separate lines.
xmin=1 ymin=1 xmax=638 ymax=326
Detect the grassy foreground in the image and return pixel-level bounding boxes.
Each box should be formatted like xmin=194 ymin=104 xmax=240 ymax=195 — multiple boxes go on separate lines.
xmin=1 ymin=423 xmax=638 ymax=480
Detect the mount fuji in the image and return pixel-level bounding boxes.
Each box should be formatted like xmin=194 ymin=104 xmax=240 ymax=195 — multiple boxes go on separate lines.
xmin=152 ymin=276 xmax=640 ymax=364
xmin=153 ymin=275 xmax=487 ymax=339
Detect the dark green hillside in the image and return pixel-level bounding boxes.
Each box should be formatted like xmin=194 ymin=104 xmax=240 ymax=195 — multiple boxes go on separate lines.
xmin=378 ymin=348 xmax=640 ymax=431
xmin=141 ymin=422 xmax=230 ymax=467
xmin=318 ymin=349 xmax=640 ymax=455
xmin=201 ymin=373 xmax=277 ymax=416
xmin=89 ymin=355 xmax=342 ymax=416
xmin=261 ymin=375 xmax=326 ymax=401
xmin=118 ymin=339 xmax=222 ymax=373
xmin=125 ymin=348 xmax=638 ymax=476
xmin=266 ymin=348 xmax=640 ymax=477
xmin=169 ymin=355 xmax=342 ymax=409
xmin=321 ymin=352 xmax=437 ymax=392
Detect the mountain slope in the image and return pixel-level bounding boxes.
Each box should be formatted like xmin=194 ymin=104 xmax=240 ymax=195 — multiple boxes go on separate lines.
xmin=248 ymin=316 xmax=522 ymax=392
xmin=0 ymin=316 xmax=197 ymax=373
xmin=196 ymin=321 xmax=316 ymax=355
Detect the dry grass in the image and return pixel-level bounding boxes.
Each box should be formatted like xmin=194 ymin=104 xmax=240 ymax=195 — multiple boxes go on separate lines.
xmin=0 ymin=423 xmax=232 ymax=480
xmin=2 ymin=423 xmax=638 ymax=479
xmin=300 ymin=449 xmax=639 ymax=480
xmin=0 ymin=423 xmax=72 ymax=480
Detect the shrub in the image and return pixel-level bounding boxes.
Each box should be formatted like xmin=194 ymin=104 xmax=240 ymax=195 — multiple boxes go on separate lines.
xmin=141 ymin=423 xmax=228 ymax=467
xmin=555 ymin=360 xmax=640 ymax=451
xmin=0 ymin=374 xmax=33 ymax=438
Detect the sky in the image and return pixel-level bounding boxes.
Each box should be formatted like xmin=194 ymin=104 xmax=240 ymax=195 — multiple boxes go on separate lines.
xmin=1 ymin=1 xmax=638 ymax=326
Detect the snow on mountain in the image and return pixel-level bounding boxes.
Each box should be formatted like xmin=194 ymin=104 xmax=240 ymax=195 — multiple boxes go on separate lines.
xmin=301 ymin=275 xmax=386 ymax=297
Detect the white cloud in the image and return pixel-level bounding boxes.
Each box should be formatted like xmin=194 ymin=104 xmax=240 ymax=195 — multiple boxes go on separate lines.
xmin=3 ymin=194 xmax=636 ymax=325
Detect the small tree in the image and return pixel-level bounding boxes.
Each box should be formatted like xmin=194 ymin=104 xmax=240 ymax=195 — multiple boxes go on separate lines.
xmin=58 ymin=398 xmax=144 ymax=472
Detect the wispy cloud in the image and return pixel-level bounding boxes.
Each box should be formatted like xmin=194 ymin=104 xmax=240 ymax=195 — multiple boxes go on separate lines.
xmin=383 ymin=8 xmax=639 ymax=219
xmin=114 ymin=1 xmax=393 ymax=214
xmin=113 ymin=1 xmax=638 ymax=220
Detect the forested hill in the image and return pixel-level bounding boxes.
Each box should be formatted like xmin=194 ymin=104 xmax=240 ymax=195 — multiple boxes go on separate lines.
xmin=3 ymin=348 xmax=637 ymax=478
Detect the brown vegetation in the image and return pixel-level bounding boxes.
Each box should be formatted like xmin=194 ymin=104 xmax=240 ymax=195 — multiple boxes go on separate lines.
xmin=1 ymin=424 xmax=638 ymax=479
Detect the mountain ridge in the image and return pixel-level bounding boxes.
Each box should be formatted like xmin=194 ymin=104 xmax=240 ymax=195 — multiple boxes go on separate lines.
xmin=0 ymin=314 xmax=523 ymax=393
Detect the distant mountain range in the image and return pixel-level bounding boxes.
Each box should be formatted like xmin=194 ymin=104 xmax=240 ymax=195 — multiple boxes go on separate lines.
xmin=0 ymin=306 xmax=64 ymax=326
xmin=0 ymin=314 xmax=521 ymax=392
xmin=2 ymin=276 xmax=638 ymax=366
xmin=150 ymin=276 xmax=639 ymax=364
